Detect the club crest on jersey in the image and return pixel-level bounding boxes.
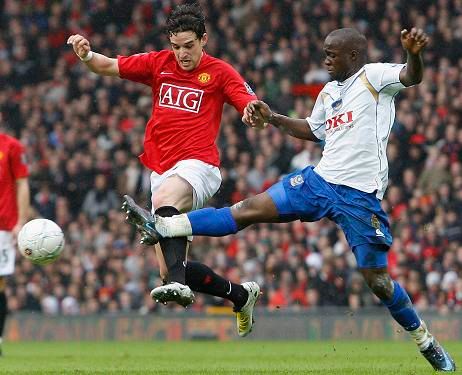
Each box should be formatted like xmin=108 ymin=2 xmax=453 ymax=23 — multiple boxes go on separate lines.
xmin=371 ymin=214 xmax=385 ymax=237
xmin=331 ymin=98 xmax=342 ymax=111
xmin=290 ymin=174 xmax=304 ymax=187
xmin=159 ymin=83 xmax=204 ymax=113
xmin=197 ymin=72 xmax=211 ymax=84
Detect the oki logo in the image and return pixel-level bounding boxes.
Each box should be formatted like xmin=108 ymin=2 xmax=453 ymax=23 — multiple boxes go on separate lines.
xmin=326 ymin=111 xmax=353 ymax=130
xmin=159 ymin=83 xmax=204 ymax=113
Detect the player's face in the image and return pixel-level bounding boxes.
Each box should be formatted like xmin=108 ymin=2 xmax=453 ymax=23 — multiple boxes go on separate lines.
xmin=169 ymin=31 xmax=207 ymax=71
xmin=323 ymin=37 xmax=351 ymax=81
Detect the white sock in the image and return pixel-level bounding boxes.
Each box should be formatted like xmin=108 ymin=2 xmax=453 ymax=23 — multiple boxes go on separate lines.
xmin=155 ymin=214 xmax=193 ymax=237
xmin=408 ymin=320 xmax=433 ymax=351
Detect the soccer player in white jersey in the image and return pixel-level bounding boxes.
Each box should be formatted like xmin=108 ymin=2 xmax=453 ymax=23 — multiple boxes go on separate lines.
xmin=123 ymin=28 xmax=455 ymax=371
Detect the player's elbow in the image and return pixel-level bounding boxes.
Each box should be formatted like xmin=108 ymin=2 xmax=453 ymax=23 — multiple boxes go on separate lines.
xmin=403 ymin=76 xmax=422 ymax=87
xmin=400 ymin=70 xmax=423 ymax=87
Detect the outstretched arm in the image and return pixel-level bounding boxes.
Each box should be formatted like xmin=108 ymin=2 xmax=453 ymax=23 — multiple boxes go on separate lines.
xmin=243 ymin=100 xmax=320 ymax=142
xmin=67 ymin=34 xmax=119 ymax=76
xmin=399 ymin=27 xmax=429 ymax=87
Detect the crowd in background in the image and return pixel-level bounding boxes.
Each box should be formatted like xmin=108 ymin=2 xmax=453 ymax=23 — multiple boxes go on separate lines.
xmin=1 ymin=0 xmax=462 ymax=315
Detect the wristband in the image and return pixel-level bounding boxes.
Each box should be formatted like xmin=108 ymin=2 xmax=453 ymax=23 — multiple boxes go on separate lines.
xmin=267 ymin=112 xmax=274 ymax=124
xmin=80 ymin=50 xmax=93 ymax=62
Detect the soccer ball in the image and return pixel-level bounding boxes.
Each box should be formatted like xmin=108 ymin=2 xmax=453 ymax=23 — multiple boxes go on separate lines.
xmin=17 ymin=219 xmax=65 ymax=265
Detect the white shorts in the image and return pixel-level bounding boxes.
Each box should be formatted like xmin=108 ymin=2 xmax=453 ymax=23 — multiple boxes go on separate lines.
xmin=0 ymin=231 xmax=16 ymax=276
xmin=150 ymin=159 xmax=222 ymax=211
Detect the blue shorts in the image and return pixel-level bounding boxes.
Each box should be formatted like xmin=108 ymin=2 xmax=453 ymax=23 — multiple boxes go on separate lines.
xmin=267 ymin=166 xmax=392 ymax=268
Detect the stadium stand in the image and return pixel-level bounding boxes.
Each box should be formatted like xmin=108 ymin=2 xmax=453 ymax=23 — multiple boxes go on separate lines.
xmin=1 ymin=0 xmax=461 ymax=315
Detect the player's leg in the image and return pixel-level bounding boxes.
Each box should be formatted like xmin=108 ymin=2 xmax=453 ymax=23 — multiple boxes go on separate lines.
xmin=150 ymin=172 xmax=263 ymax=321
xmin=0 ymin=277 xmax=6 ymax=356
xmin=152 ymin=191 xmax=283 ymax=239
xmin=185 ymin=260 xmax=259 ymax=337
xmin=152 ymin=174 xmax=193 ymax=285
xmin=126 ymin=196 xmax=249 ymax=310
xmin=0 ymin=231 xmax=15 ymax=357
xmin=126 ymin=168 xmax=305 ymax=240
xmin=154 ymin=245 xmax=169 ymax=282
xmin=331 ymin=184 xmax=455 ymax=371
xmin=147 ymin=168 xmax=312 ymax=239
xmin=356 ymin=246 xmax=455 ymax=371
xmin=129 ymin=160 xmax=262 ymax=317
xmin=124 ymin=174 xmax=300 ymax=335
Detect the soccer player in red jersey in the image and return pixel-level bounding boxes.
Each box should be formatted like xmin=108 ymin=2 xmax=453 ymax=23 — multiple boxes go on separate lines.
xmin=0 ymin=129 xmax=30 ymax=355
xmin=68 ymin=3 xmax=259 ymax=336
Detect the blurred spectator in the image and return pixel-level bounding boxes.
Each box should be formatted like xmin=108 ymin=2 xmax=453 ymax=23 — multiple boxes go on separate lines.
xmin=82 ymin=174 xmax=119 ymax=220
xmin=0 ymin=0 xmax=460 ymax=315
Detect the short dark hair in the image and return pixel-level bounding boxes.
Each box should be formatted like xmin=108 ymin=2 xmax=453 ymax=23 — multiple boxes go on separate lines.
xmin=165 ymin=3 xmax=206 ymax=39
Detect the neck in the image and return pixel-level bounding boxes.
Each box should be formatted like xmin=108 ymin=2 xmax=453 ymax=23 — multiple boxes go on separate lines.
xmin=192 ymin=51 xmax=205 ymax=70
xmin=339 ymin=64 xmax=363 ymax=82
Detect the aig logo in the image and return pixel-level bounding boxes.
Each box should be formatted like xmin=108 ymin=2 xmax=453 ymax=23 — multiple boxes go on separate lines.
xmin=159 ymin=83 xmax=204 ymax=113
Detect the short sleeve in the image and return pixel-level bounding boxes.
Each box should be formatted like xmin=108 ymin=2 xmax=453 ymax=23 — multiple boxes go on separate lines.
xmin=306 ymin=92 xmax=327 ymax=140
xmin=9 ymin=140 xmax=29 ymax=179
xmin=222 ymin=63 xmax=257 ymax=114
xmin=117 ymin=52 xmax=155 ymax=86
xmin=365 ymin=63 xmax=406 ymax=95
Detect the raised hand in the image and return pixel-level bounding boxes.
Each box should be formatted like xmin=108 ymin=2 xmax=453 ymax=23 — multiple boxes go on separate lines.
xmin=67 ymin=34 xmax=92 ymax=60
xmin=401 ymin=28 xmax=429 ymax=55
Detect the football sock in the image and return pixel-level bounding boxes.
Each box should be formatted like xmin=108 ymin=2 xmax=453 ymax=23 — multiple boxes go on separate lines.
xmin=155 ymin=206 xmax=187 ymax=284
xmin=155 ymin=208 xmax=239 ymax=238
xmin=188 ymin=207 xmax=238 ymax=236
xmin=382 ymin=281 xmax=424 ymax=339
xmin=185 ymin=261 xmax=248 ymax=309
xmin=408 ymin=320 xmax=433 ymax=351
xmin=0 ymin=292 xmax=7 ymax=339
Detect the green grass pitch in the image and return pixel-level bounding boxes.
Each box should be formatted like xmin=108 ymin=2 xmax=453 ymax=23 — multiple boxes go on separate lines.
xmin=1 ymin=340 xmax=460 ymax=374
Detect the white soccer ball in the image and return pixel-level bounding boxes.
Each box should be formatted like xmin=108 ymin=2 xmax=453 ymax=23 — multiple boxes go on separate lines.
xmin=17 ymin=219 xmax=65 ymax=265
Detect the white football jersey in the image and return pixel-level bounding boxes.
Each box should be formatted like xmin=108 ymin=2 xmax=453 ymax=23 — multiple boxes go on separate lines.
xmin=306 ymin=63 xmax=406 ymax=199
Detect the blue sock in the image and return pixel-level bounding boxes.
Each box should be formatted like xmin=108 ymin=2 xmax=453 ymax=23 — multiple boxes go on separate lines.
xmin=382 ymin=281 xmax=421 ymax=331
xmin=187 ymin=207 xmax=239 ymax=236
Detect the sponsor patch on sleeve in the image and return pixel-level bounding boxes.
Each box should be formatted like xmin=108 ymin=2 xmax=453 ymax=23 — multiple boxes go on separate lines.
xmin=244 ymin=82 xmax=255 ymax=95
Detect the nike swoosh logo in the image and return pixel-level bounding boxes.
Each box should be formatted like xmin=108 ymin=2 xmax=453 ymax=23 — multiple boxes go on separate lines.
xmin=160 ymin=72 xmax=174 ymax=75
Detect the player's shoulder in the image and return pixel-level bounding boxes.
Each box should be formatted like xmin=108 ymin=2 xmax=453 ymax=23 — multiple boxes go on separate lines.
xmin=202 ymin=53 xmax=238 ymax=73
xmin=319 ymin=81 xmax=337 ymax=95
xmin=364 ymin=62 xmax=404 ymax=73
xmin=0 ymin=133 xmax=22 ymax=150
xmin=0 ymin=133 xmax=17 ymax=143
xmin=130 ymin=50 xmax=173 ymax=63
xmin=146 ymin=49 xmax=173 ymax=62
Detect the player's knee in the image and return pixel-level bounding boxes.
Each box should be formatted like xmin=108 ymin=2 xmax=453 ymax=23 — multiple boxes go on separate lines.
xmin=362 ymin=271 xmax=394 ymax=300
xmin=231 ymin=198 xmax=263 ymax=225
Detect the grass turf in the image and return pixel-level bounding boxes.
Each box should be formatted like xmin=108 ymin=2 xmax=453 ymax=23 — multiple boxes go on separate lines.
xmin=0 ymin=340 xmax=459 ymax=374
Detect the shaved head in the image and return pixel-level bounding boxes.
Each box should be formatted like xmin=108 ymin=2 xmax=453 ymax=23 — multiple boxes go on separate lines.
xmin=323 ymin=28 xmax=368 ymax=81
xmin=326 ymin=28 xmax=367 ymax=59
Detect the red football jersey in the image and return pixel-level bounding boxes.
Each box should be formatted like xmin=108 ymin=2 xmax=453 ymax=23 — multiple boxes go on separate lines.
xmin=0 ymin=133 xmax=29 ymax=230
xmin=118 ymin=51 xmax=257 ymax=173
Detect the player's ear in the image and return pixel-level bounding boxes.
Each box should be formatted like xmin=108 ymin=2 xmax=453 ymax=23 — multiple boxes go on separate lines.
xmin=351 ymin=50 xmax=358 ymax=61
xmin=200 ymin=33 xmax=208 ymax=47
